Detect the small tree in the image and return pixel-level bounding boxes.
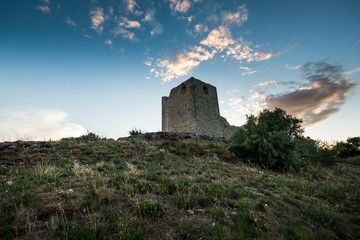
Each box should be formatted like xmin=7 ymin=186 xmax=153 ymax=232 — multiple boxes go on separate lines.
xmin=230 ymin=108 xmax=304 ymax=170
xmin=333 ymin=137 xmax=360 ymax=158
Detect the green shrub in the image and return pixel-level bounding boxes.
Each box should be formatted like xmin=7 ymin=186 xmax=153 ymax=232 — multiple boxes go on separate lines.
xmin=129 ymin=128 xmax=143 ymax=136
xmin=333 ymin=137 xmax=360 ymax=158
xmin=230 ymin=108 xmax=303 ymax=170
xmin=230 ymin=108 xmax=336 ymax=171
xmin=78 ymin=132 xmax=101 ymax=142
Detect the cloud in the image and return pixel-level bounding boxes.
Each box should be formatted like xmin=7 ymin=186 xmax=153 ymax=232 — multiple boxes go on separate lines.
xmin=200 ymin=26 xmax=235 ymax=51
xmin=239 ymin=66 xmax=256 ymax=76
xmin=125 ymin=0 xmax=140 ymax=13
xmin=256 ymin=81 xmax=277 ymax=87
xmin=346 ymin=67 xmax=360 ymax=75
xmin=65 ymin=17 xmax=76 ymax=27
xmin=112 ymin=27 xmax=138 ymax=41
xmin=37 ymin=5 xmax=51 ymax=14
xmin=229 ymin=97 xmax=244 ymax=106
xmin=105 ymin=39 xmax=112 ymax=47
xmin=142 ymin=9 xmax=163 ymax=36
xmin=152 ymin=24 xmax=273 ymax=82
xmin=150 ymin=5 xmax=274 ymax=82
xmin=194 ymin=23 xmax=208 ymax=33
xmin=150 ymin=23 xmax=164 ymax=35
xmin=41 ymin=0 xmax=50 ymax=4
xmin=119 ymin=17 xmax=141 ymax=28
xmin=221 ymin=5 xmax=248 ymax=26
xmin=285 ymin=64 xmax=301 ymax=70
xmin=264 ymin=61 xmax=357 ymax=126
xmin=144 ymin=60 xmax=152 ymax=66
xmin=0 ymin=109 xmax=86 ymax=141
xmin=169 ymin=0 xmax=191 ymax=13
xmin=252 ymin=51 xmax=273 ymax=61
xmin=143 ymin=10 xmax=154 ymax=22
xmin=225 ymin=39 xmax=273 ymax=63
xmin=90 ymin=7 xmax=105 ymax=33
xmin=152 ymin=46 xmax=215 ymax=82
xmin=227 ymin=88 xmax=240 ymax=95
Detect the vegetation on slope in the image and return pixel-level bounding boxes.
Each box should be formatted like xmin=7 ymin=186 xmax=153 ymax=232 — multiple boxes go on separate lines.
xmin=229 ymin=108 xmax=339 ymax=171
xmin=0 ymin=132 xmax=359 ymax=239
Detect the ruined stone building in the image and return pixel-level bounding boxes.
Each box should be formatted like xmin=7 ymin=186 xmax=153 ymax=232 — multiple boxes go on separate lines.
xmin=162 ymin=77 xmax=238 ymax=139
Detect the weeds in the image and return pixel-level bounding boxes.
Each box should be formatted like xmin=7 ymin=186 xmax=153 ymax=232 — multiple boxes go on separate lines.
xmin=134 ymin=201 xmax=164 ymax=218
xmin=118 ymin=221 xmax=145 ymax=240
xmin=178 ymin=222 xmax=199 ymax=239
xmin=280 ymin=221 xmax=309 ymax=240
xmin=0 ymin=135 xmax=358 ymax=239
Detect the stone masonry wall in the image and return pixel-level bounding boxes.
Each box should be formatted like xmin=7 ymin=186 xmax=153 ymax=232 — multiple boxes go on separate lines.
xmin=162 ymin=77 xmax=238 ymax=139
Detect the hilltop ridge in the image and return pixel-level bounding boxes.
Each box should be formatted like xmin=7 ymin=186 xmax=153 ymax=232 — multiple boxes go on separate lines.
xmin=0 ymin=134 xmax=359 ymax=239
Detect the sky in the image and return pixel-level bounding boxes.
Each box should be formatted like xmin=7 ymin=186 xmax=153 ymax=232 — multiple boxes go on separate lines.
xmin=1 ymin=0 xmax=360 ymax=142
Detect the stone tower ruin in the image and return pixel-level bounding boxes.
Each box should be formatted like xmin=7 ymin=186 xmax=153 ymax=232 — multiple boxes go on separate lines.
xmin=162 ymin=77 xmax=238 ymax=139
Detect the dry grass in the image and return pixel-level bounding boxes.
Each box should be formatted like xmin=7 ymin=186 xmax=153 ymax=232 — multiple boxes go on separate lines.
xmin=0 ymin=136 xmax=359 ymax=239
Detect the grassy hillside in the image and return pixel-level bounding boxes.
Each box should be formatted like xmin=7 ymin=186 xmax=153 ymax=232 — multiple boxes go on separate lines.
xmin=0 ymin=134 xmax=359 ymax=239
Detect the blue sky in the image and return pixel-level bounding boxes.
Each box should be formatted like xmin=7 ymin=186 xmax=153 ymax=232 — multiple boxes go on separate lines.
xmin=0 ymin=0 xmax=359 ymax=142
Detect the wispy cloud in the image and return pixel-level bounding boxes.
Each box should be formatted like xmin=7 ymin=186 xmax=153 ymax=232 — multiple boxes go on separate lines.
xmin=225 ymin=61 xmax=356 ymax=127
xmin=221 ymin=5 xmax=248 ymax=26
xmin=150 ymin=22 xmax=164 ymax=36
xmin=346 ymin=67 xmax=360 ymax=75
xmin=37 ymin=5 xmax=51 ymax=14
xmin=112 ymin=27 xmax=138 ymax=41
xmin=152 ymin=24 xmax=273 ymax=82
xmin=144 ymin=59 xmax=152 ymax=66
xmin=151 ymin=46 xmax=215 ymax=82
xmin=200 ymin=26 xmax=235 ymax=51
xmin=252 ymin=51 xmax=273 ymax=61
xmin=0 ymin=109 xmax=86 ymax=141
xmin=256 ymin=81 xmax=277 ymax=87
xmin=65 ymin=17 xmax=76 ymax=27
xmin=149 ymin=5 xmax=276 ymax=82
xmin=169 ymin=0 xmax=192 ymax=13
xmin=143 ymin=10 xmax=154 ymax=22
xmin=194 ymin=23 xmax=208 ymax=33
xmin=142 ymin=9 xmax=163 ymax=36
xmin=285 ymin=64 xmax=301 ymax=70
xmin=119 ymin=17 xmax=141 ymax=28
xmin=105 ymin=39 xmax=112 ymax=47
xmin=125 ymin=0 xmax=140 ymax=13
xmin=264 ymin=61 xmax=357 ymax=126
xmin=37 ymin=0 xmax=51 ymax=14
xmin=90 ymin=7 xmax=105 ymax=33
xmin=239 ymin=66 xmax=256 ymax=76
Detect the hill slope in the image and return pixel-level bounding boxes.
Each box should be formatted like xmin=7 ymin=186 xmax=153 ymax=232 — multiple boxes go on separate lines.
xmin=0 ymin=135 xmax=359 ymax=239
